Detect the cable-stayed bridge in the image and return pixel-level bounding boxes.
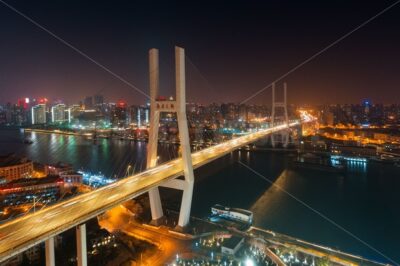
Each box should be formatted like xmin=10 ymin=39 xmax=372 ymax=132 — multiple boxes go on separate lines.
xmin=0 ymin=47 xmax=315 ymax=265
xmin=0 ymin=120 xmax=306 ymax=262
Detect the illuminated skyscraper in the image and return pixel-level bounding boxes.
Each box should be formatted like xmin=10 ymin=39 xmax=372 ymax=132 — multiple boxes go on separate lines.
xmin=136 ymin=105 xmax=149 ymax=127
xmin=31 ymin=104 xmax=46 ymax=125
xmin=112 ymin=100 xmax=127 ymax=127
xmin=51 ymin=104 xmax=67 ymax=123
xmin=362 ymin=99 xmax=371 ymax=125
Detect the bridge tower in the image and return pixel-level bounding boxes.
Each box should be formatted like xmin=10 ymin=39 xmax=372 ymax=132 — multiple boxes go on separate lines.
xmin=271 ymin=82 xmax=289 ymax=147
xmin=147 ymin=46 xmax=194 ymax=231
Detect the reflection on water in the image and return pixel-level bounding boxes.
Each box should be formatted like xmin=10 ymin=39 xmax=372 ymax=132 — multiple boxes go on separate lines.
xmin=0 ymin=129 xmax=399 ymax=263
xmin=193 ymin=150 xmax=400 ymax=264
xmin=250 ymin=170 xmax=291 ymax=221
xmin=0 ymin=129 xmax=175 ymax=177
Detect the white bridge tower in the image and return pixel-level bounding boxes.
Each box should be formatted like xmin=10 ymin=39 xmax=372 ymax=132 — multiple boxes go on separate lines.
xmin=271 ymin=82 xmax=290 ymax=147
xmin=146 ymin=46 xmax=194 ymax=231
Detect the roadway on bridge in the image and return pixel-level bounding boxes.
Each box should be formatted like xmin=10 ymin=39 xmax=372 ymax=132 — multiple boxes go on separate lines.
xmin=0 ymin=122 xmax=300 ymax=262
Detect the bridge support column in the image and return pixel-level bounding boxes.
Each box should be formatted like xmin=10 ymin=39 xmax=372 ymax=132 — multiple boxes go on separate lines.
xmin=76 ymin=224 xmax=87 ymax=266
xmin=176 ymin=179 xmax=194 ymax=228
xmin=146 ymin=46 xmax=195 ymax=230
xmin=45 ymin=237 xmax=55 ymax=266
xmin=147 ymin=48 xmax=164 ymax=225
xmin=271 ymin=82 xmax=289 ymax=148
xmin=148 ymin=187 xmax=163 ymax=223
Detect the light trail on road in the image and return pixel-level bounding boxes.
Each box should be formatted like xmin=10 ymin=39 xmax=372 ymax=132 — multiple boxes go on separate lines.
xmin=0 ymin=121 xmax=302 ymax=262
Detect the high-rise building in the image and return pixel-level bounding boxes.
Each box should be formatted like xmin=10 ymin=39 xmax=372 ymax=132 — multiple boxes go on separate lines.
xmin=84 ymin=96 xmax=93 ymax=109
xmin=68 ymin=104 xmax=82 ymax=121
xmin=112 ymin=100 xmax=127 ymax=127
xmin=94 ymin=94 xmax=104 ymax=106
xmin=362 ymin=99 xmax=371 ymax=125
xmin=51 ymin=104 xmax=67 ymax=123
xmin=128 ymin=105 xmax=149 ymax=127
xmin=0 ymin=109 xmax=6 ymax=125
xmin=31 ymin=104 xmax=46 ymax=125
xmin=137 ymin=105 xmax=149 ymax=127
xmin=9 ymin=104 xmax=28 ymax=126
xmin=17 ymin=98 xmax=30 ymax=110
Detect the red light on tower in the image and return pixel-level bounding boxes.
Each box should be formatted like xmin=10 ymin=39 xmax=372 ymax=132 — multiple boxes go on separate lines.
xmin=117 ymin=99 xmax=127 ymax=108
xmin=17 ymin=98 xmax=30 ymax=109
xmin=38 ymin=98 xmax=48 ymax=104
xmin=18 ymin=98 xmax=24 ymax=107
xmin=156 ymin=96 xmax=167 ymax=101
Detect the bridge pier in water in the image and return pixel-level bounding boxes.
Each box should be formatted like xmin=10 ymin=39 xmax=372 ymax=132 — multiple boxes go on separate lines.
xmin=147 ymin=46 xmax=195 ymax=231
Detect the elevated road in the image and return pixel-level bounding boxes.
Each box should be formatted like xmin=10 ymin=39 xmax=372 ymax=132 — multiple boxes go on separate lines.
xmin=0 ymin=121 xmax=301 ymax=262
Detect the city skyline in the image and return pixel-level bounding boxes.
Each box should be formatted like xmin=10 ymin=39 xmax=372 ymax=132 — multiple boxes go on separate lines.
xmin=1 ymin=2 xmax=400 ymax=265
xmin=1 ymin=1 xmax=400 ymax=105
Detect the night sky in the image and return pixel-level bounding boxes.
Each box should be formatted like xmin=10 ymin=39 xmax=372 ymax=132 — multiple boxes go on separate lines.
xmin=0 ymin=1 xmax=399 ymax=105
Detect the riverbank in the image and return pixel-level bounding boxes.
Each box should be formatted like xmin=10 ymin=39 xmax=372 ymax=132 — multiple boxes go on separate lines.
xmin=0 ymin=128 xmax=399 ymax=263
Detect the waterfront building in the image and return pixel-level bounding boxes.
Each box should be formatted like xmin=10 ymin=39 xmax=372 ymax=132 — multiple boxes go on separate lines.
xmin=45 ymin=162 xmax=74 ymax=175
xmin=129 ymin=105 xmax=150 ymax=127
xmin=0 ymin=154 xmax=33 ymax=181
xmin=69 ymin=104 xmax=82 ymax=121
xmin=0 ymin=176 xmax=64 ymax=207
xmin=60 ymin=172 xmax=83 ymax=186
xmin=45 ymin=162 xmax=82 ymax=186
xmin=51 ymin=103 xmax=67 ymax=123
xmin=31 ymin=103 xmax=46 ymax=124
xmin=331 ymin=144 xmax=377 ymax=157
xmin=112 ymin=100 xmax=127 ymax=128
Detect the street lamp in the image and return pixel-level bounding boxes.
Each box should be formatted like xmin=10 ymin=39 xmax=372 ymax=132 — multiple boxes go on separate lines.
xmin=245 ymin=258 xmax=255 ymax=266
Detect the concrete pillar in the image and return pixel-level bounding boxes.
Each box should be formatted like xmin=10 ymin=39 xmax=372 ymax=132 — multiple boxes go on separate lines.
xmin=149 ymin=48 xmax=159 ymax=99
xmin=175 ymin=46 xmax=195 ymax=229
xmin=146 ymin=46 xmax=195 ymax=229
xmin=76 ymin=224 xmax=87 ymax=266
xmin=147 ymin=109 xmax=163 ymax=222
xmin=271 ymin=82 xmax=289 ymax=148
xmin=45 ymin=237 xmax=55 ymax=266
xmin=284 ymin=82 xmax=288 ymax=124
xmin=147 ymin=48 xmax=164 ymax=223
xmin=177 ymin=177 xmax=194 ymax=228
xmin=283 ymin=82 xmax=289 ymax=147
xmin=271 ymin=83 xmax=276 ymax=147
xmin=271 ymin=82 xmax=275 ymax=126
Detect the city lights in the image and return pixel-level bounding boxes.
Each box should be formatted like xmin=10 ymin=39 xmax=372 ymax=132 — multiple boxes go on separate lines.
xmin=0 ymin=2 xmax=399 ymax=265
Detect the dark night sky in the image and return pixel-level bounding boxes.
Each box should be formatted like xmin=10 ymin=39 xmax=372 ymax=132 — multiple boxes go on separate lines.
xmin=0 ymin=1 xmax=399 ymax=105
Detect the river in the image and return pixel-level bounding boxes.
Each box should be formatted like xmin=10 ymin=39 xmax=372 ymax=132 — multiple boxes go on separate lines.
xmin=0 ymin=129 xmax=399 ymax=264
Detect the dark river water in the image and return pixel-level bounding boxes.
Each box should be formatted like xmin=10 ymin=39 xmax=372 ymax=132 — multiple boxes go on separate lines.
xmin=1 ymin=129 xmax=399 ymax=264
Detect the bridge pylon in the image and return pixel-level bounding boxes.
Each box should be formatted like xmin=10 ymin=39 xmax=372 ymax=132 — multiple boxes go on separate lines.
xmin=146 ymin=46 xmax=194 ymax=231
xmin=271 ymin=82 xmax=290 ymax=147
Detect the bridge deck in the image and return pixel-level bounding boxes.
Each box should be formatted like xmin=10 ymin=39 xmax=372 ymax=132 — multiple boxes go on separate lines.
xmin=0 ymin=122 xmax=300 ymax=262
